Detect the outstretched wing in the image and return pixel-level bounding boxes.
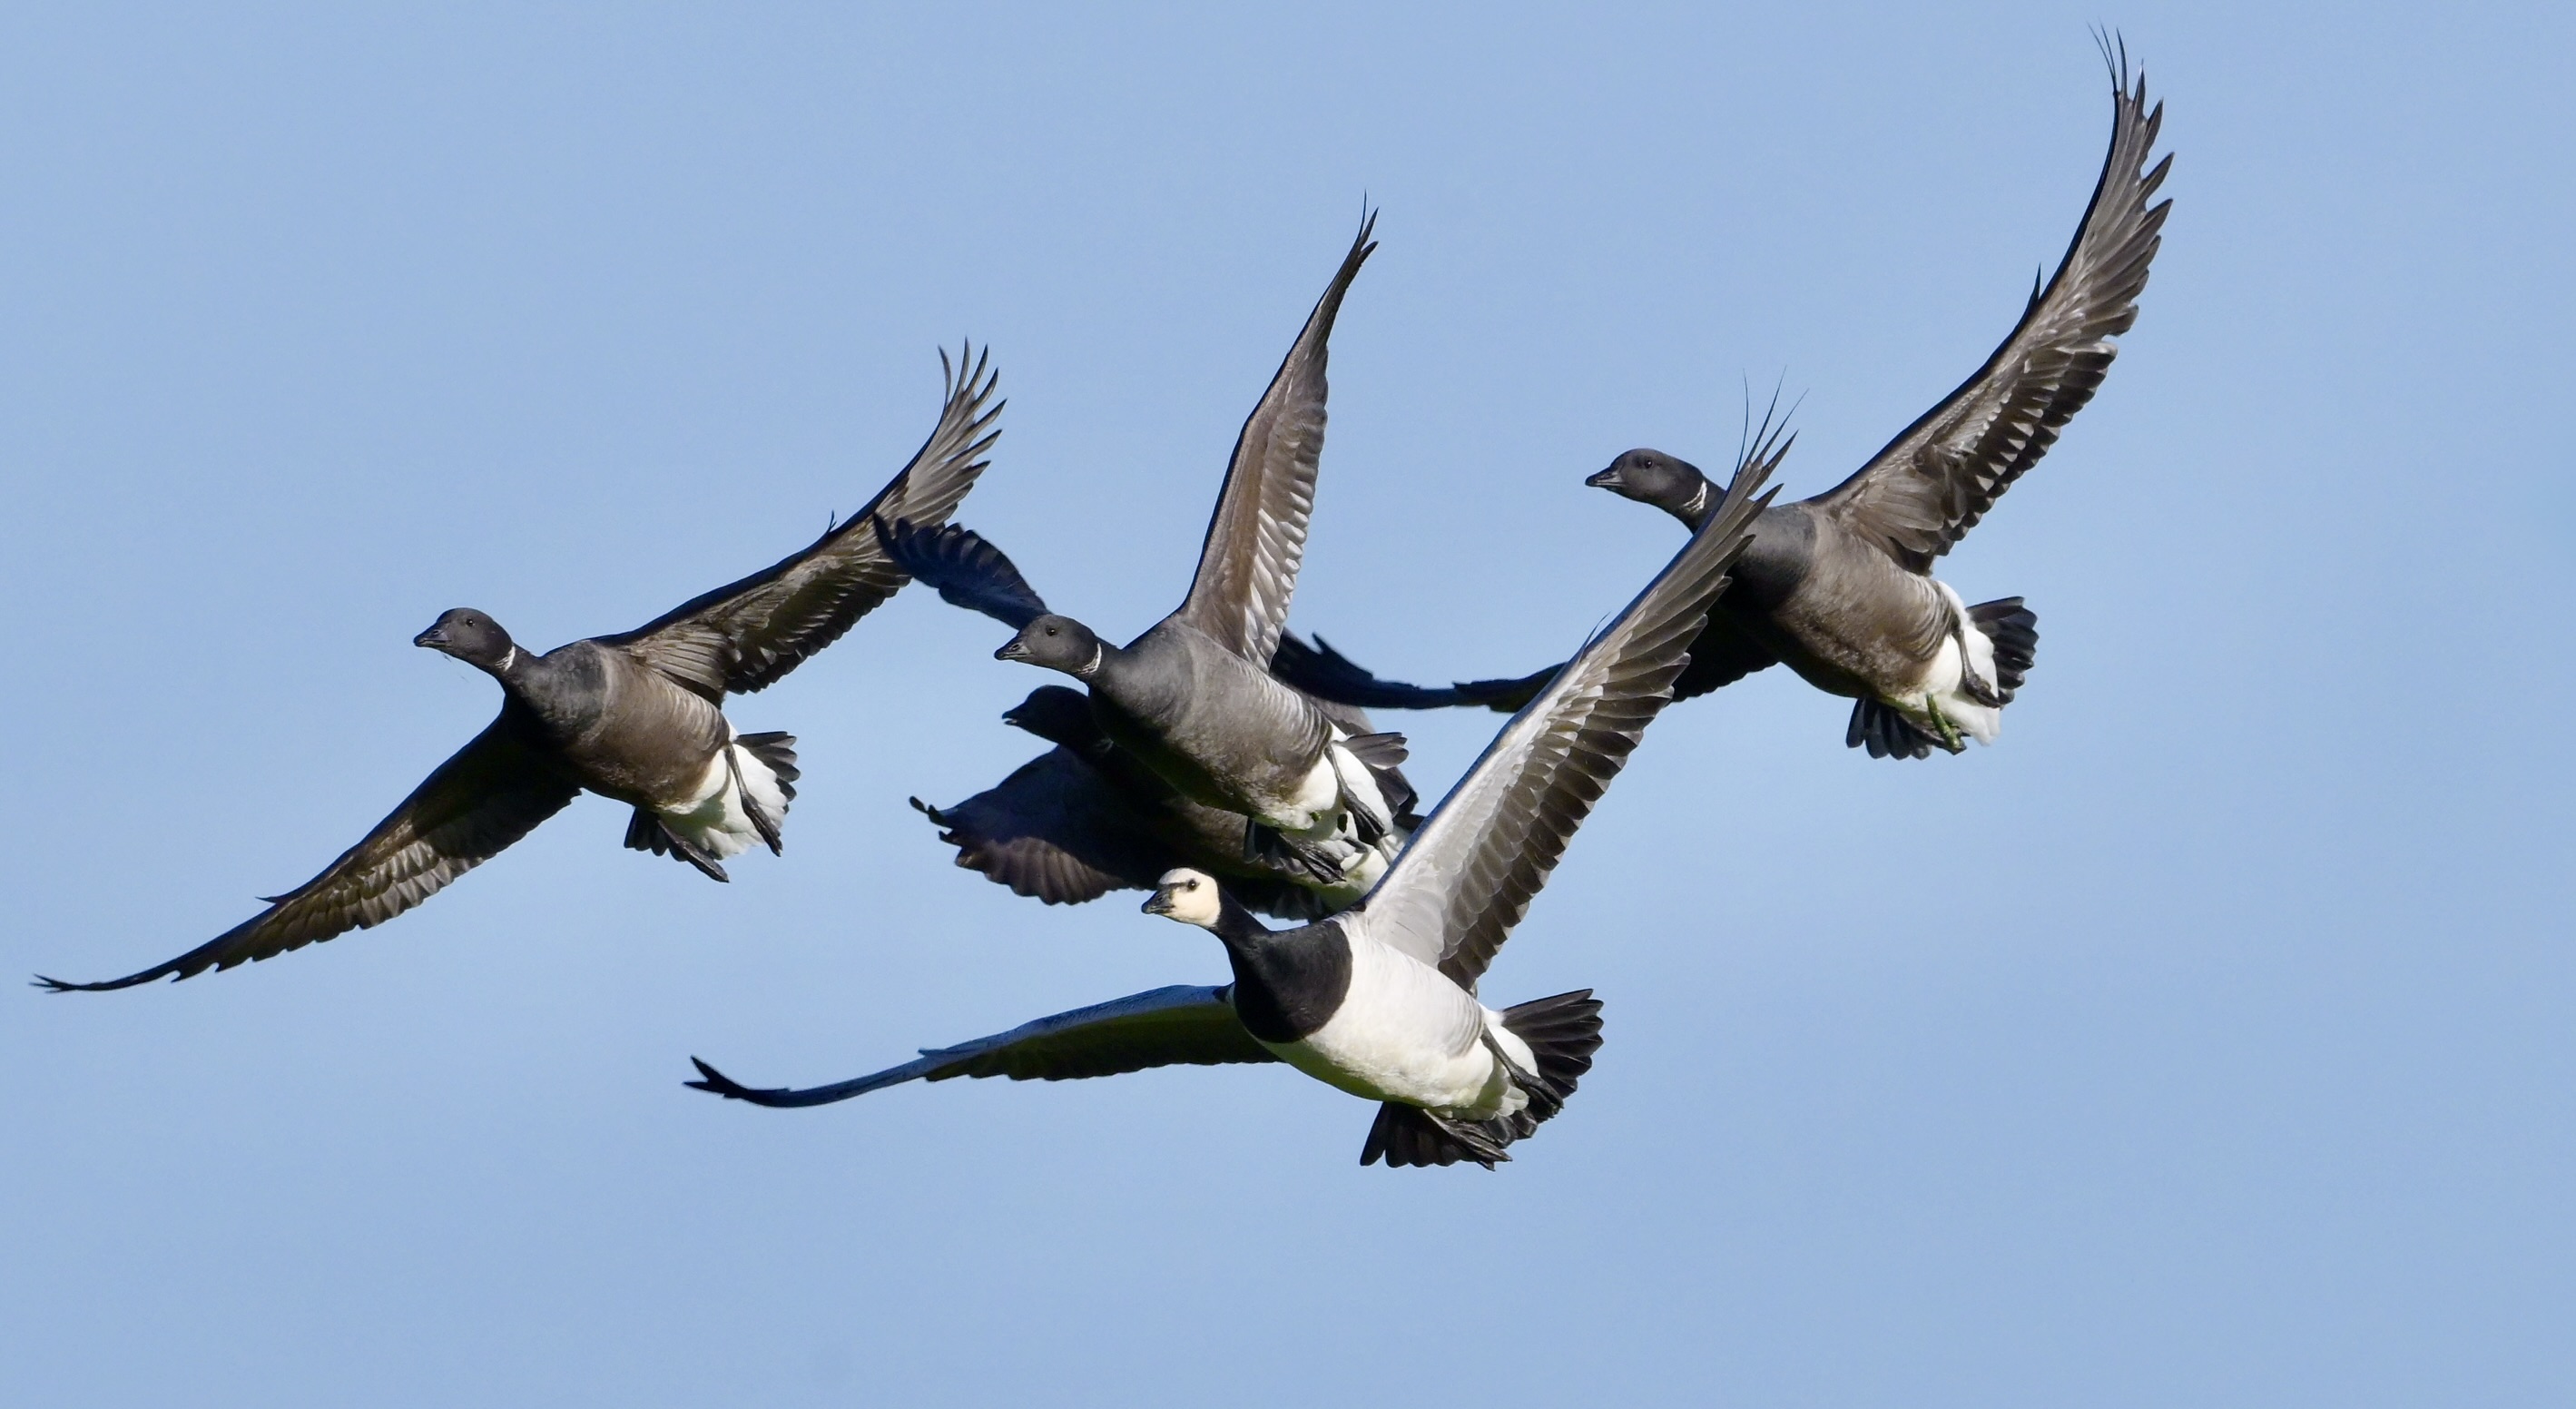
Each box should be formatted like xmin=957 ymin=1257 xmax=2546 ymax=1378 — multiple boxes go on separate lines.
xmin=37 ymin=712 xmax=579 ymax=990
xmin=601 ymin=345 xmax=1004 ymax=697
xmin=1810 ymin=47 xmax=2169 ymax=573
xmin=872 ymin=518 xmax=1050 ymax=631
xmin=1360 ymin=429 xmax=1787 ymax=989
xmin=1670 ymin=612 xmax=1780 ymax=701
xmin=1270 ymin=632 xmax=1559 ymax=714
xmin=914 ymin=748 xmax=1172 ymax=905
xmin=686 ymin=985 xmax=1277 ymax=1108
xmin=1170 ymin=214 xmax=1377 ymax=664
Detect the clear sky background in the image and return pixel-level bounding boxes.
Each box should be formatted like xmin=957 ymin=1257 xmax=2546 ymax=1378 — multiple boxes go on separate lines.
xmin=4 ymin=3 xmax=2569 ymax=1404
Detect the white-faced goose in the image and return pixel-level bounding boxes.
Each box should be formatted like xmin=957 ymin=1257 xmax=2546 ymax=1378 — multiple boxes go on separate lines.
xmin=1342 ymin=52 xmax=2169 ymax=759
xmin=684 ymin=434 xmax=1783 ymax=1168
xmin=879 ymin=216 xmax=1415 ymax=894
xmin=910 ymin=685 xmax=1340 ymax=921
xmin=38 ymin=350 xmax=1002 ymax=991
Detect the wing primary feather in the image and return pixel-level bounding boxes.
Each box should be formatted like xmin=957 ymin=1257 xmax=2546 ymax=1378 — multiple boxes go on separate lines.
xmin=684 ymin=986 xmax=1275 ymax=1109
xmin=597 ymin=342 xmax=1005 ymax=696
xmin=1354 ymin=426 xmax=1786 ymax=985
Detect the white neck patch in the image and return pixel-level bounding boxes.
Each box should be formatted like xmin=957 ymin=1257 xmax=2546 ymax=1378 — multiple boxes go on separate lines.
xmin=1077 ymin=643 xmax=1104 ymax=678
xmin=497 ymin=645 xmax=517 ymax=673
xmin=1678 ymin=480 xmax=1710 ymax=519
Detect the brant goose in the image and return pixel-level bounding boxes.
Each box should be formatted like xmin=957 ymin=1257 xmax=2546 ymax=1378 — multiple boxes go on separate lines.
xmin=1596 ymin=52 xmax=2167 ymax=757
xmin=910 ymin=685 xmax=1338 ymax=920
xmin=880 ymin=215 xmax=1417 ymax=892
xmin=684 ymin=423 xmax=1785 ymax=1168
xmin=1335 ymin=51 xmax=2168 ymax=757
xmin=38 ymin=349 xmax=1003 ymax=990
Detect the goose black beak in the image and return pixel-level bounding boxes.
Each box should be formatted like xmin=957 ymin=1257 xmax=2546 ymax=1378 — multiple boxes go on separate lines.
xmin=1584 ymin=467 xmax=1624 ymax=490
xmin=995 ymin=638 xmax=1032 ymax=663
xmin=1140 ymin=886 xmax=1177 ymax=916
xmin=413 ymin=626 xmax=449 ymax=650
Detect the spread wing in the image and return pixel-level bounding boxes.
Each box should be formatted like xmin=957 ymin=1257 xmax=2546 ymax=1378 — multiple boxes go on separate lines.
xmin=1170 ymin=214 xmax=1376 ymax=664
xmin=1271 ymin=632 xmax=1560 ymax=714
xmin=872 ymin=518 xmax=1050 ymax=630
xmin=37 ymin=711 xmax=579 ymax=990
xmin=601 ymin=345 xmax=1004 ymax=697
xmin=1810 ymin=47 xmax=2169 ymax=573
xmin=1359 ymin=429 xmax=1787 ymax=989
xmin=913 ymin=748 xmax=1172 ymax=905
xmin=686 ymin=985 xmax=1277 ymax=1108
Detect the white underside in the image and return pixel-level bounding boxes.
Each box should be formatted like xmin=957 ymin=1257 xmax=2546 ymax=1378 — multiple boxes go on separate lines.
xmin=658 ymin=732 xmax=791 ymax=860
xmin=1894 ymin=581 xmax=2002 ymax=745
xmin=1259 ymin=731 xmax=1408 ymax=893
xmin=1259 ymin=934 xmax=1533 ymax=1122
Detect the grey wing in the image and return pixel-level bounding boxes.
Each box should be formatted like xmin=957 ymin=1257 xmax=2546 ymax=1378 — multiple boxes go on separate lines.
xmin=1170 ymin=215 xmax=1376 ymax=664
xmin=1361 ymin=429 xmax=1788 ymax=989
xmin=1809 ymin=50 xmax=2170 ymax=574
xmin=601 ymin=345 xmax=1004 ymax=697
xmin=913 ymin=748 xmax=1173 ymax=905
xmin=37 ymin=712 xmax=580 ymax=990
xmin=1272 ymin=631 xmax=1561 ymax=714
xmin=685 ymin=985 xmax=1277 ymax=1108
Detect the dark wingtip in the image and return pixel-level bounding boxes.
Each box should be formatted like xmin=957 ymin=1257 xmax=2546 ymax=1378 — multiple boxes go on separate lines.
xmin=685 ymin=1057 xmax=748 ymax=1099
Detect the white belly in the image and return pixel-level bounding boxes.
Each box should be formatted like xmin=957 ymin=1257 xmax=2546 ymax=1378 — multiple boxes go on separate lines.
xmin=656 ymin=732 xmax=790 ymax=859
xmin=1255 ymin=939 xmax=1529 ymax=1121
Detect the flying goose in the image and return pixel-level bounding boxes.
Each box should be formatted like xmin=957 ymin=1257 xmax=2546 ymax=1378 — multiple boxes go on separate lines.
xmin=38 ymin=349 xmax=1003 ymax=991
xmin=910 ymin=685 xmax=1338 ymax=920
xmin=1337 ymin=52 xmax=2168 ymax=758
xmin=1598 ymin=54 xmax=2166 ymax=756
xmin=880 ymin=215 xmax=1415 ymax=893
xmin=685 ymin=426 xmax=1785 ymax=1168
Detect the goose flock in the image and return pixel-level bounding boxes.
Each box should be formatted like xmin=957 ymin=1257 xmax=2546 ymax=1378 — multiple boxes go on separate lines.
xmin=42 ymin=53 xmax=2170 ymax=1170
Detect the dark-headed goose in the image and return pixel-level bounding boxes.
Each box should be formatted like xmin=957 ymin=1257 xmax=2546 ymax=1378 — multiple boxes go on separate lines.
xmin=38 ymin=350 xmax=1002 ymax=991
xmin=685 ymin=430 xmax=1784 ymax=1168
xmin=1596 ymin=53 xmax=2168 ymax=758
xmin=880 ymin=216 xmax=1414 ymax=892
xmin=1335 ymin=52 xmax=2169 ymax=758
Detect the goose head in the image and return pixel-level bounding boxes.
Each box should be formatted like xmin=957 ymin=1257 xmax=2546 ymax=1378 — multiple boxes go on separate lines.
xmin=1587 ymin=448 xmax=1712 ymax=522
xmin=415 ymin=609 xmax=520 ymax=675
xmin=996 ymin=614 xmax=1106 ymax=679
xmin=1141 ymin=868 xmax=1225 ymax=930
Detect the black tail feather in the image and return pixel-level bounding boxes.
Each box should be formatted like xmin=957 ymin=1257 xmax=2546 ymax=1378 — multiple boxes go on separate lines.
xmin=1361 ymin=1101 xmax=1513 ymax=1169
xmin=1969 ymin=597 xmax=2039 ymax=703
xmin=1845 ymin=696 xmax=1942 ymax=761
xmin=623 ymin=806 xmax=730 ymax=882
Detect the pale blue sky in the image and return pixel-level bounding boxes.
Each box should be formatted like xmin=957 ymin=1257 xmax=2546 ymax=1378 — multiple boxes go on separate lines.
xmin=4 ymin=4 xmax=2570 ymax=1404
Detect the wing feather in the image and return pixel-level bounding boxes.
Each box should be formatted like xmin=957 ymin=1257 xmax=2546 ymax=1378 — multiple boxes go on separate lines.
xmin=37 ymin=712 xmax=579 ymax=990
xmin=685 ymin=986 xmax=1276 ymax=1108
xmin=1359 ymin=430 xmax=1787 ymax=988
xmin=1811 ymin=49 xmax=2170 ymax=572
xmin=1171 ymin=215 xmax=1376 ymax=662
xmin=603 ymin=345 xmax=1004 ymax=696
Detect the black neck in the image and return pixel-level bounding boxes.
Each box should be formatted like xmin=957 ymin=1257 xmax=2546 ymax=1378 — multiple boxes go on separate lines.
xmin=1674 ymin=473 xmax=1721 ymax=532
xmin=1211 ymin=906 xmax=1352 ymax=1045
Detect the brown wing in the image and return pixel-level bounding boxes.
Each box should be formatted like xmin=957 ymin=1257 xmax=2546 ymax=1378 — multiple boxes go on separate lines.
xmin=1811 ymin=51 xmax=2170 ymax=574
xmin=602 ymin=345 xmax=1003 ymax=698
xmin=38 ymin=711 xmax=580 ymax=990
xmin=1170 ymin=215 xmax=1376 ymax=664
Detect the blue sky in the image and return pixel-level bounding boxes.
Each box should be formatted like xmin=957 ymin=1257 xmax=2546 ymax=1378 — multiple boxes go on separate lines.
xmin=4 ymin=3 xmax=2569 ymax=1404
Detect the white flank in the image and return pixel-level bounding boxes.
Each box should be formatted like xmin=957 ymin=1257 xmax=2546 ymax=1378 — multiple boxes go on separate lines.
xmin=1266 ymin=933 xmax=1529 ymax=1122
xmin=1907 ymin=581 xmax=2003 ymax=745
xmin=657 ymin=731 xmax=791 ymax=860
